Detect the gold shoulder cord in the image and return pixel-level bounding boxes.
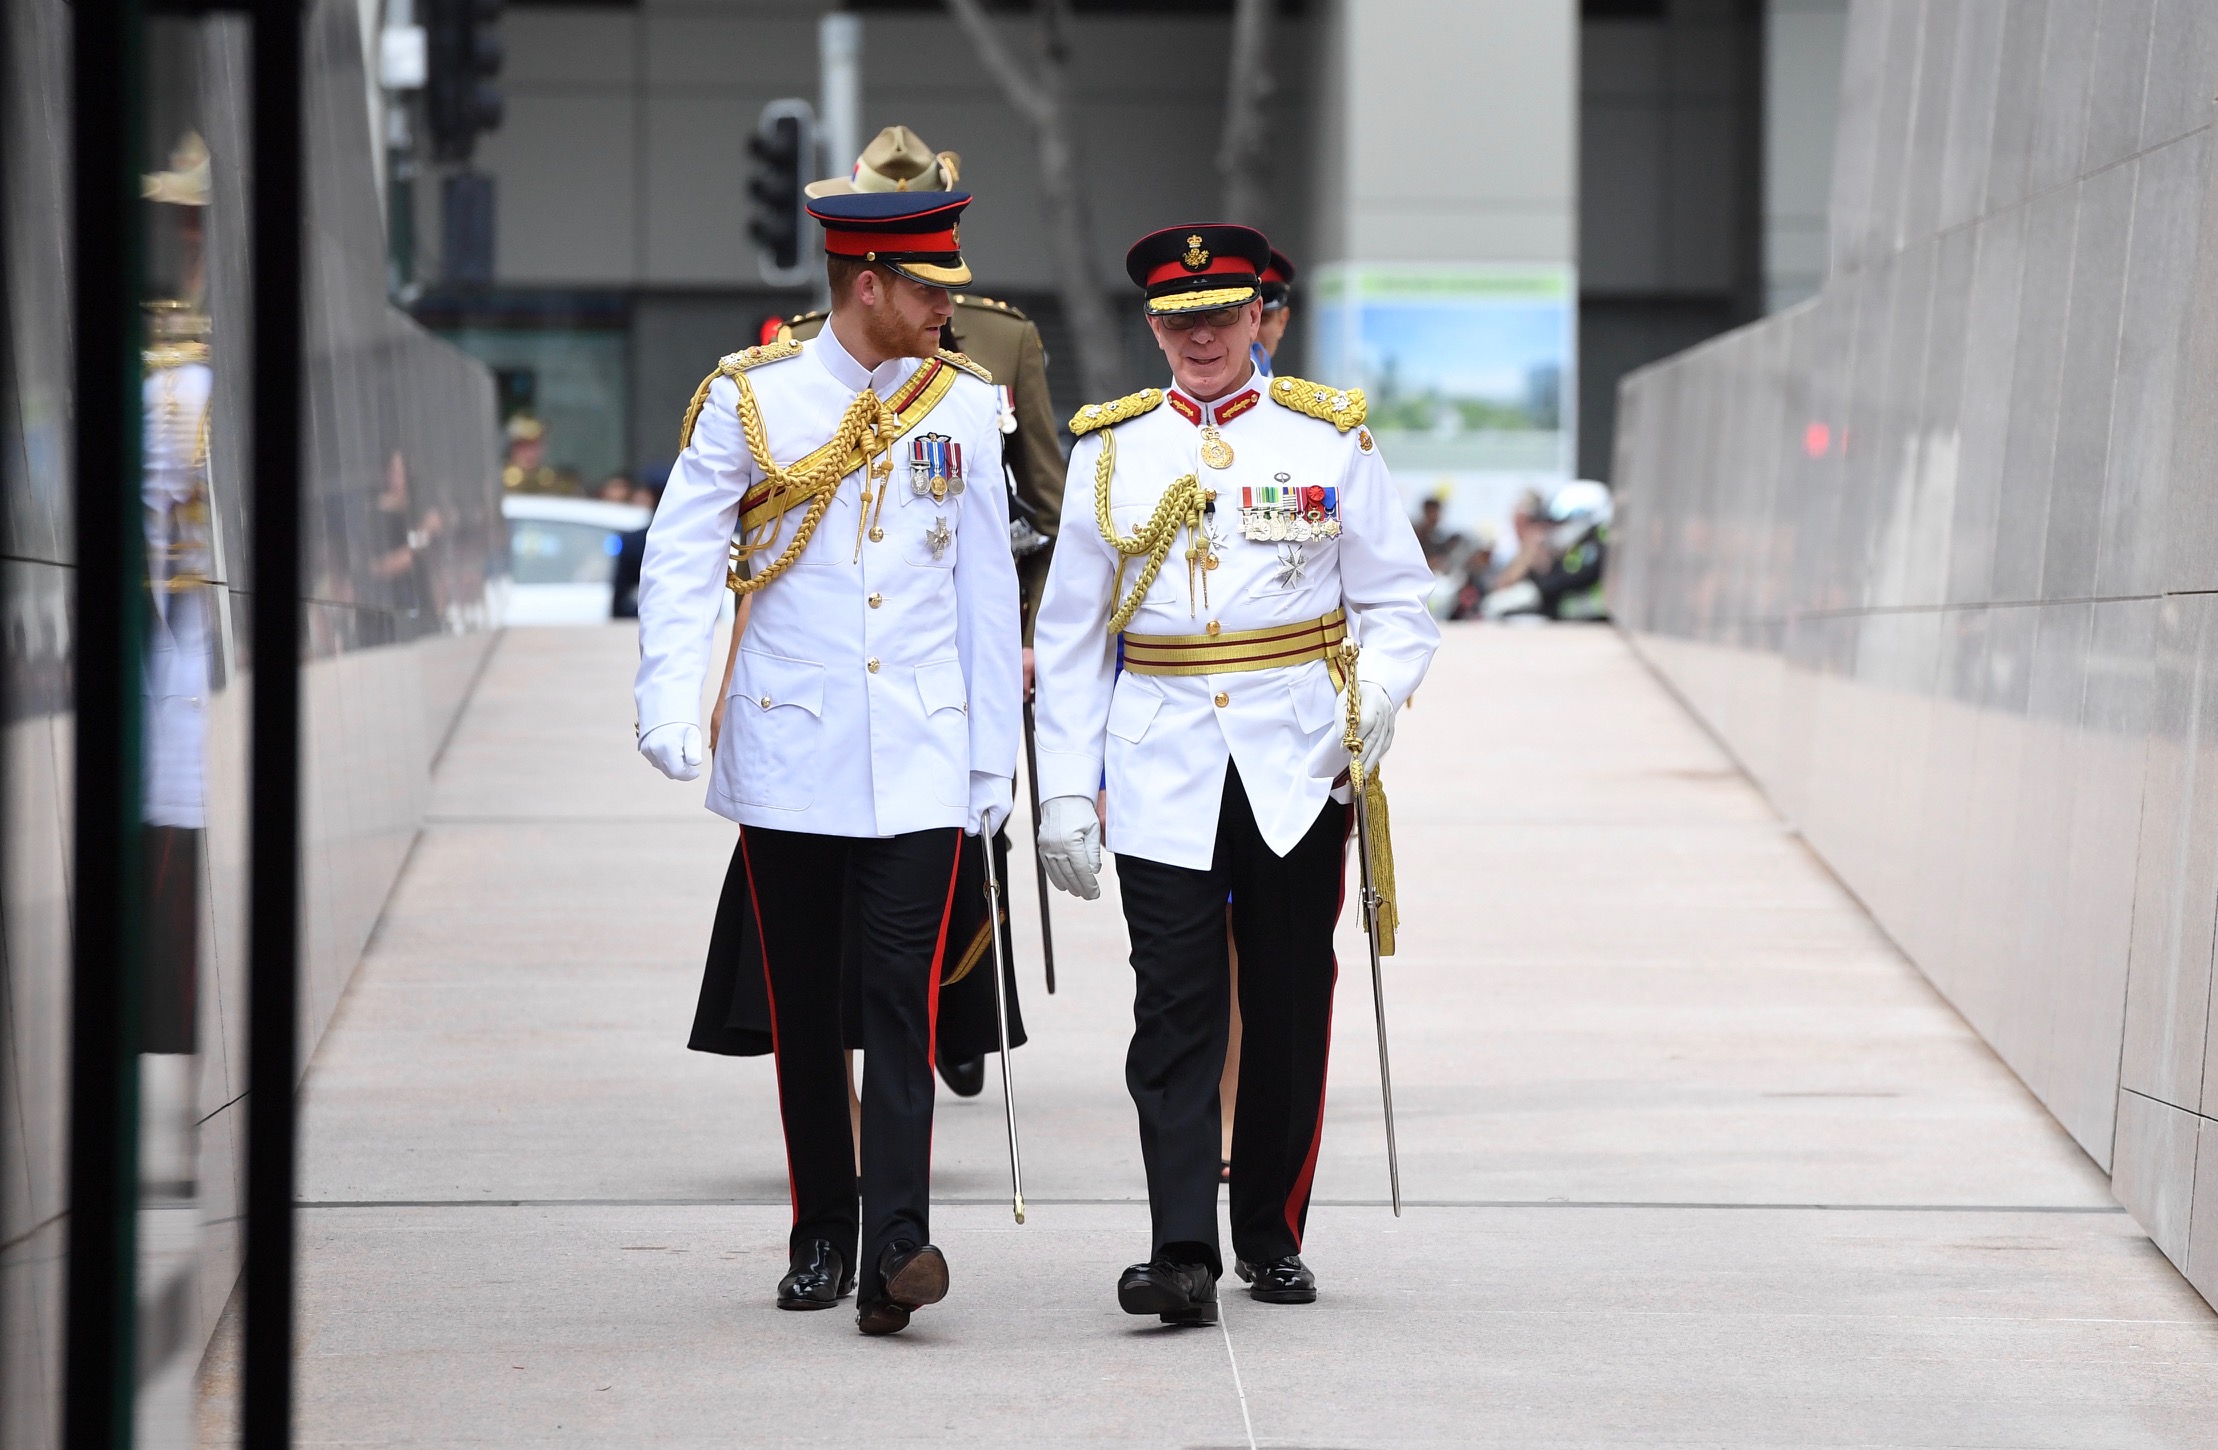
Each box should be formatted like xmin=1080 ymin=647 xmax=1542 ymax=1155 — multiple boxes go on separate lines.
xmin=1091 ymin=429 xmax=1214 ymax=635
xmin=723 ymin=371 xmax=895 ymax=596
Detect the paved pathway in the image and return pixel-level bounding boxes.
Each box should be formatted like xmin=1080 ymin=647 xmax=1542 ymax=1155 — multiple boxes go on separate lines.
xmin=264 ymin=623 xmax=2218 ymax=1446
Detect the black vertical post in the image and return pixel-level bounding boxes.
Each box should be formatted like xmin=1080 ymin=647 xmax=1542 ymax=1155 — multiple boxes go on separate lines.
xmin=62 ymin=0 xmax=146 ymax=1443
xmin=243 ymin=1 xmax=303 ymax=1445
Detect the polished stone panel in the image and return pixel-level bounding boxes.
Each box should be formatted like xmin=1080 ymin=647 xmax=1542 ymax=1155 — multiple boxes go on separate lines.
xmin=1612 ymin=0 xmax=2218 ymax=1313
xmin=2121 ymin=595 xmax=2218 ymax=1113
xmin=2082 ymin=0 xmax=2156 ymax=173
xmin=1934 ymin=0 xmax=2006 ymax=235
xmin=1945 ymin=206 xmax=2024 ymax=604
xmin=2041 ymin=161 xmax=2133 ymax=602
xmin=2112 ymin=1088 xmax=2200 ymax=1265
xmin=1988 ymin=183 xmax=2076 ymax=602
xmin=2140 ymin=0 xmax=2218 ymax=153
xmin=2100 ymin=135 xmax=2207 ymax=598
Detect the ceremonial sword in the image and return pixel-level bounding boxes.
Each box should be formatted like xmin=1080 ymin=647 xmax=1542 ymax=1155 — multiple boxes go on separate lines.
xmin=1022 ymin=698 xmax=1057 ymax=993
xmin=1339 ymin=640 xmax=1403 ymax=1217
xmin=980 ymin=827 xmax=1028 ymax=1223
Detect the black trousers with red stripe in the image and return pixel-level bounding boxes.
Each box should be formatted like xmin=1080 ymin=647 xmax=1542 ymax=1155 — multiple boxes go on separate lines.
xmin=736 ymin=824 xmax=963 ymax=1304
xmin=1115 ymin=764 xmax=1347 ymax=1277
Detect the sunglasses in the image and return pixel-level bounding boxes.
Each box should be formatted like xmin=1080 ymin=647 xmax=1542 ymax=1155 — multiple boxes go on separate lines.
xmin=1157 ymin=305 xmax=1247 ymax=333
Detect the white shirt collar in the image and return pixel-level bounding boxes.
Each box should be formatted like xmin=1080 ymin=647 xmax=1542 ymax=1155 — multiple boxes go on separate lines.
xmin=810 ymin=323 xmax=922 ymax=398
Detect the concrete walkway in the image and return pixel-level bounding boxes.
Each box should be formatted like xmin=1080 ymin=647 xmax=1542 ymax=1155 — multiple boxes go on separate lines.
xmin=274 ymin=623 xmax=2217 ymax=1447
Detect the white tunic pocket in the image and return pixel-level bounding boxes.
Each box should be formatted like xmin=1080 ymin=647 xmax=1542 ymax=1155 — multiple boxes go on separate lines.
xmin=914 ymin=657 xmax=970 ymax=805
xmin=731 ymin=649 xmax=825 ymax=810
xmin=900 ymin=497 xmax=959 ymax=568
xmin=1290 ymin=666 xmax=1339 ymax=734
xmin=1107 ymin=674 xmax=1164 ymax=743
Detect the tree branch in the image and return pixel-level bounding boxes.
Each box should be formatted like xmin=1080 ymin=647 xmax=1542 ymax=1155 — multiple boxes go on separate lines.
xmin=945 ymin=0 xmax=1051 ymax=127
xmin=1218 ymin=0 xmax=1277 ymax=227
xmin=945 ymin=0 xmax=1125 ymax=403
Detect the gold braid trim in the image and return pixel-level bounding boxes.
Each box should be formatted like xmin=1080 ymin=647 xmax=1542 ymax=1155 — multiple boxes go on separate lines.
xmin=676 ymin=340 xmax=803 ymax=452
xmin=1092 ymin=429 xmax=1211 ymax=635
xmin=1268 ymin=375 xmax=1368 ymax=432
xmin=722 ymin=371 xmax=892 ymax=597
xmin=1069 ymin=388 xmax=1164 ymax=436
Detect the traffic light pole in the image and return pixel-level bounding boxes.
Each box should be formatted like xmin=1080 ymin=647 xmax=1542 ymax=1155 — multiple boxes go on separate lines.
xmin=748 ymin=99 xmax=818 ymax=290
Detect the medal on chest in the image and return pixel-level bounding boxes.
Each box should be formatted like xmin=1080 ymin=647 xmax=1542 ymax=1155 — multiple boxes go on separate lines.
xmin=1240 ymin=475 xmax=1341 ymax=543
xmin=909 ymin=433 xmax=966 ymax=504
xmin=1199 ymin=426 xmax=1234 ymax=470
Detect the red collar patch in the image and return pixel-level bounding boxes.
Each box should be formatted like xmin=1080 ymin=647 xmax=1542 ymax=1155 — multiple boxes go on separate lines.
xmin=1166 ymin=388 xmax=1259 ymax=427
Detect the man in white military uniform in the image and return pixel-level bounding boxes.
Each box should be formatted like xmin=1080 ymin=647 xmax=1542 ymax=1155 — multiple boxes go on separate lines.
xmin=1032 ymin=223 xmax=1438 ymax=1324
xmin=634 ymin=189 xmax=1021 ymax=1336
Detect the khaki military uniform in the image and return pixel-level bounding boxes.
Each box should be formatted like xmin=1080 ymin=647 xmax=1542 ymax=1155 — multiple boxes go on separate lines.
xmin=784 ymin=296 xmax=1065 ymax=641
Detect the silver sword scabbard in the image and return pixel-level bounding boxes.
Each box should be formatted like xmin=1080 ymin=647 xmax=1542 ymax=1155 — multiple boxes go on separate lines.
xmin=1340 ymin=640 xmax=1403 ymax=1217
xmin=981 ymin=828 xmax=1028 ymax=1224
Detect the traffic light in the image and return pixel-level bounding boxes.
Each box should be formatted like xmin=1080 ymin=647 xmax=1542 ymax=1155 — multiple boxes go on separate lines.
xmin=749 ymin=100 xmax=817 ymax=286
xmin=427 ymin=0 xmax=504 ymax=164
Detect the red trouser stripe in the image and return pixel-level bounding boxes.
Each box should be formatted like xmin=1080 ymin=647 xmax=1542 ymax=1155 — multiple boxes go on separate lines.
xmin=736 ymin=826 xmax=801 ymax=1226
xmin=1283 ymin=803 xmax=1353 ymax=1243
xmin=925 ymin=831 xmax=963 ymax=1066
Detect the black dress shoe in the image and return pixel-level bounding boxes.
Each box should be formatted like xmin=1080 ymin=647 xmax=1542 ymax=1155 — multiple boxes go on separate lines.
xmin=938 ymin=1055 xmax=986 ymax=1097
xmin=856 ymin=1242 xmax=949 ymax=1336
xmin=776 ymin=1240 xmax=853 ymax=1310
xmin=1117 ymin=1259 xmax=1218 ymax=1326
xmin=1235 ymin=1254 xmax=1316 ymax=1304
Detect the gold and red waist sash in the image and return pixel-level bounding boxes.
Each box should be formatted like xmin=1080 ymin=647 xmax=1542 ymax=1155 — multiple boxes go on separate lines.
xmin=1120 ymin=608 xmax=1348 ymax=683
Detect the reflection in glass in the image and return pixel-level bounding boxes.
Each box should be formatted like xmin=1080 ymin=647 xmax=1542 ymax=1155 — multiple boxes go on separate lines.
xmin=137 ymin=76 xmax=215 ymax=1444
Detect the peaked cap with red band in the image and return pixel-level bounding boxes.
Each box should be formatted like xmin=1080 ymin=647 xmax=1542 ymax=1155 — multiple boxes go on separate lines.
xmin=1125 ymin=223 xmax=1271 ymax=316
xmin=1260 ymin=248 xmax=1296 ymax=311
xmin=806 ymin=189 xmax=972 ymax=288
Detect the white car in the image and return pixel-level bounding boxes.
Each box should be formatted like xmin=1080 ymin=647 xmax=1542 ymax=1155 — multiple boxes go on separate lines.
xmin=500 ymin=494 xmax=650 ymax=625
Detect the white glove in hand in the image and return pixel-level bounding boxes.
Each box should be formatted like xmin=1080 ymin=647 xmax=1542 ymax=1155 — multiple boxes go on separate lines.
xmin=639 ymin=722 xmax=703 ymax=781
xmin=1349 ymin=682 xmax=1396 ymax=769
xmin=1037 ymin=793 xmax=1103 ymax=900
xmin=968 ymin=772 xmax=1013 ymax=838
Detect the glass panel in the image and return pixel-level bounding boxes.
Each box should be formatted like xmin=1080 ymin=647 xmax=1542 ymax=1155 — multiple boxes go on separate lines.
xmin=135 ymin=17 xmax=218 ymax=1447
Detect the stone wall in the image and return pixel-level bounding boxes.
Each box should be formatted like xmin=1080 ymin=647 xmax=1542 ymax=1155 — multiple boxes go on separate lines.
xmin=1610 ymin=0 xmax=2218 ymax=1304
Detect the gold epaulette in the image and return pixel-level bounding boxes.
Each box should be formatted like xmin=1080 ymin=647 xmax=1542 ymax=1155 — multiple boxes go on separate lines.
xmin=1069 ymin=388 xmax=1165 ymax=436
xmin=1268 ymin=375 xmax=1367 ymax=432
xmin=953 ymin=293 xmax=1030 ymax=322
xmin=678 ymin=340 xmax=804 ymax=450
xmin=722 ymin=339 xmax=803 ymax=372
xmin=936 ymin=348 xmax=994 ymax=384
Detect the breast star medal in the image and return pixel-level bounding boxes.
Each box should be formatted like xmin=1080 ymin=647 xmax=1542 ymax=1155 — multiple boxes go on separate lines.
xmin=1273 ymin=542 xmax=1308 ymax=590
xmin=1198 ymin=425 xmax=1234 ymax=469
xmin=925 ymin=514 xmax=954 ymax=560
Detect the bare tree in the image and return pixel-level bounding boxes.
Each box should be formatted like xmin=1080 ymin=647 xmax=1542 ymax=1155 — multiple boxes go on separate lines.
xmin=1218 ymin=0 xmax=1277 ymax=227
xmin=945 ymin=0 xmax=1124 ymax=403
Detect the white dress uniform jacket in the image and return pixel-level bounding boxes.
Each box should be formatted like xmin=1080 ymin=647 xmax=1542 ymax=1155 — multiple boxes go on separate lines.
xmin=634 ymin=329 xmax=1022 ymax=837
xmin=1033 ymin=372 xmax=1439 ymax=870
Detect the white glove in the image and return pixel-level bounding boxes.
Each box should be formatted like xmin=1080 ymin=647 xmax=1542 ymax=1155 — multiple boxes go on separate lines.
xmin=1349 ymin=681 xmax=1396 ymax=768
xmin=639 ymin=722 xmax=703 ymax=781
xmin=1037 ymin=793 xmax=1102 ymax=900
xmin=968 ymin=772 xmax=1013 ymax=838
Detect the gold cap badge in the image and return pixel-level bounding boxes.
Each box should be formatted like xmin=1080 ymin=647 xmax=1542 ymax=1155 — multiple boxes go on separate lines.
xmin=1182 ymin=234 xmax=1210 ymax=271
